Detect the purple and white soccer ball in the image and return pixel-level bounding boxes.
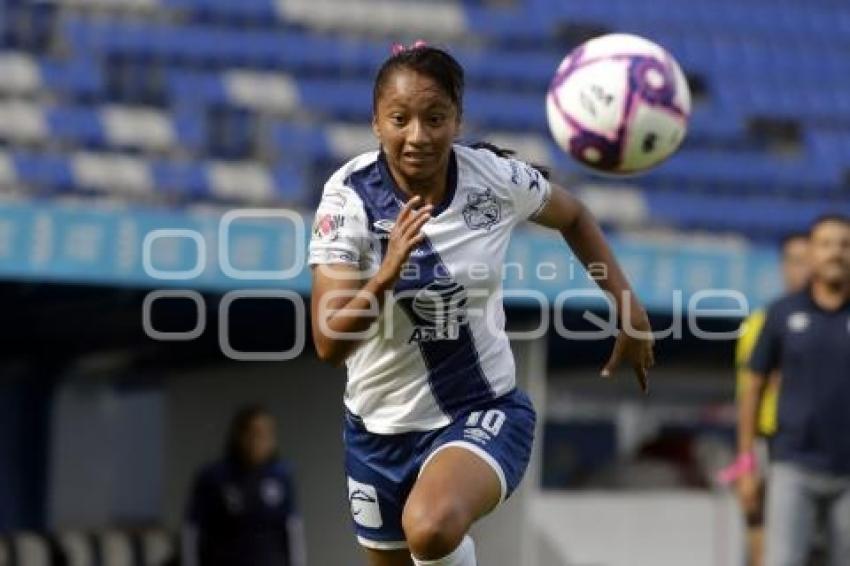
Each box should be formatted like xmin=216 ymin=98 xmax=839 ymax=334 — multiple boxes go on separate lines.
xmin=546 ymin=33 xmax=691 ymax=175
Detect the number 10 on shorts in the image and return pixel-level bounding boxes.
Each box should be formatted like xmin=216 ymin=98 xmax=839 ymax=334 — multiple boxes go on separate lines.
xmin=465 ymin=409 xmax=506 ymax=436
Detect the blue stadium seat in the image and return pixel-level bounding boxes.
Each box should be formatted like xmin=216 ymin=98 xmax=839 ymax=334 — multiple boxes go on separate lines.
xmin=162 ymin=0 xmax=278 ymax=23
xmin=272 ymin=163 xmax=310 ymax=202
xmin=644 ymin=191 xmax=850 ymax=238
xmin=166 ymin=72 xmax=228 ymax=106
xmin=39 ymin=58 xmax=104 ymax=99
xmin=172 ymin=110 xmax=207 ymax=152
xmin=273 ymin=123 xmax=332 ymax=160
xmin=642 ymin=149 xmax=843 ymax=193
xmin=151 ymin=161 xmax=208 ymax=199
xmin=462 ymin=5 xmax=550 ymax=43
xmin=806 ymin=130 xmax=850 ymax=170
xmin=46 ymin=107 xmax=103 ymax=147
xmin=12 ymin=151 xmax=74 ymax=190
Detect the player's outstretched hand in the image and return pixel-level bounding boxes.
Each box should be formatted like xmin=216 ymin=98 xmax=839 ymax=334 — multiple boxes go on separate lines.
xmin=600 ymin=306 xmax=654 ymax=393
xmin=379 ymin=196 xmax=433 ymax=284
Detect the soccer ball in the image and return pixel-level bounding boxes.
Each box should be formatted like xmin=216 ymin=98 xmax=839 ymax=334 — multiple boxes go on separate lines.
xmin=546 ymin=33 xmax=691 ymax=175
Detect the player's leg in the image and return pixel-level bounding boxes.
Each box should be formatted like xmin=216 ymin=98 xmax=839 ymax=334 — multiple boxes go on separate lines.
xmin=764 ymin=463 xmax=817 ymax=566
xmin=826 ymin=480 xmax=850 ymax=566
xmin=402 ymin=389 xmax=537 ymax=565
xmin=747 ymin=523 xmax=765 ymax=566
xmin=746 ymin=475 xmax=766 ymax=566
xmin=364 ymin=548 xmax=414 ymax=566
xmin=402 ymin=446 xmax=500 ymax=563
xmin=747 ymin=438 xmax=771 ymax=566
xmin=344 ymin=412 xmax=419 ymax=564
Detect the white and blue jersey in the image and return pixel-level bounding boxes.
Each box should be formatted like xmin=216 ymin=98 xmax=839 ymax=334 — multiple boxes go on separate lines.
xmin=308 ymin=144 xmax=551 ymax=434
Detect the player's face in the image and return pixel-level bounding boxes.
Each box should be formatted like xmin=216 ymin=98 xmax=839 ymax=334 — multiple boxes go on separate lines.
xmin=241 ymin=414 xmax=277 ymax=467
xmin=809 ymin=221 xmax=850 ymax=287
xmin=781 ymin=237 xmax=810 ymax=292
xmin=372 ymin=68 xmax=460 ymax=186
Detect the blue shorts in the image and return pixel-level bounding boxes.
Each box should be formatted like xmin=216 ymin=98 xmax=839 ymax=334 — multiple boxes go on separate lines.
xmin=343 ymin=388 xmax=536 ymax=550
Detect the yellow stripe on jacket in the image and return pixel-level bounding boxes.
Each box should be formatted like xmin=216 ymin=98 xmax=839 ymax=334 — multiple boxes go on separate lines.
xmin=736 ymin=309 xmax=779 ymax=436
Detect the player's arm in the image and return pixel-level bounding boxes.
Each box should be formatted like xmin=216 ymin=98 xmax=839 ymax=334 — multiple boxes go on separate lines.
xmin=738 ymin=369 xmax=769 ymax=460
xmin=736 ymin=369 xmax=768 ymax=516
xmin=532 ymin=184 xmax=654 ymax=391
xmin=311 ymin=196 xmax=432 ymax=366
xmin=311 ymin=264 xmax=391 ymax=365
xmin=735 ymin=305 xmax=781 ymax=514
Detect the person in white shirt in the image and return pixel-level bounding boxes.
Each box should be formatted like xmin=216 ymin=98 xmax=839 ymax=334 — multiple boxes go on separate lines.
xmin=309 ymin=42 xmax=654 ymax=566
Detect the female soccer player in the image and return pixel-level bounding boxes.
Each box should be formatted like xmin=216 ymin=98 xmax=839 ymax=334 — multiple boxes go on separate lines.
xmin=309 ymin=44 xmax=654 ymax=566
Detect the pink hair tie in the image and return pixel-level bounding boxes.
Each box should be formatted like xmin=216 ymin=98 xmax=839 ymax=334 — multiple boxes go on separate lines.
xmin=390 ymin=40 xmax=428 ymax=55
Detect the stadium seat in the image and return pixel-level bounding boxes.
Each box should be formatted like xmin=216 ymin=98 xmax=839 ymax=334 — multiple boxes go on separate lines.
xmin=3 ymin=149 xmax=309 ymax=206
xmin=11 ymin=533 xmax=50 ymax=566
xmin=55 ymin=531 xmax=94 ymax=566
xmin=162 ymin=0 xmax=279 ymax=23
xmin=139 ymin=529 xmax=175 ymax=566
xmin=0 ymin=529 xmax=179 ymax=566
xmin=642 ymin=191 xmax=849 ymax=239
xmin=97 ymin=530 xmax=135 ymax=566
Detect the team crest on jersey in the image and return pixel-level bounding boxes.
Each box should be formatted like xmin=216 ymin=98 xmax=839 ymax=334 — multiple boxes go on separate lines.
xmin=260 ymin=478 xmax=284 ymax=507
xmin=462 ymin=188 xmax=501 ymax=231
xmin=312 ymin=213 xmax=344 ymax=241
xmin=409 ymin=278 xmax=468 ymax=343
xmin=788 ymin=312 xmax=810 ymax=333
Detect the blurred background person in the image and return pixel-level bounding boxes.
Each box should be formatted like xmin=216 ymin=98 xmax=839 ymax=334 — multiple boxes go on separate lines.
xmin=725 ymin=232 xmax=809 ymax=566
xmin=184 ymin=405 xmax=306 ymax=566
xmin=738 ymin=215 xmax=850 ymax=566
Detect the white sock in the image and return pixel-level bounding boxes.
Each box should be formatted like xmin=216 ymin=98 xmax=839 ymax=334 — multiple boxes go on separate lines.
xmin=411 ymin=535 xmax=476 ymax=566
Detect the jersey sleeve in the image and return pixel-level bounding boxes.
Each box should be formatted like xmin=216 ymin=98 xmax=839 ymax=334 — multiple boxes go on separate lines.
xmin=492 ymin=153 xmax=553 ymax=222
xmin=308 ymin=181 xmax=371 ymax=267
xmin=482 ymin=150 xmax=552 ymax=223
xmin=748 ymin=303 xmax=782 ymax=375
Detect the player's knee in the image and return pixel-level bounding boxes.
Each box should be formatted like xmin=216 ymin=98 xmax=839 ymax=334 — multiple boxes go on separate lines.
xmin=402 ymin=499 xmax=468 ymax=560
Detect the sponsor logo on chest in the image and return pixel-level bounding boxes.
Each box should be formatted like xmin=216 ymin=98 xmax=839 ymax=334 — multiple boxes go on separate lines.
xmin=408 ymin=278 xmax=468 ymax=344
